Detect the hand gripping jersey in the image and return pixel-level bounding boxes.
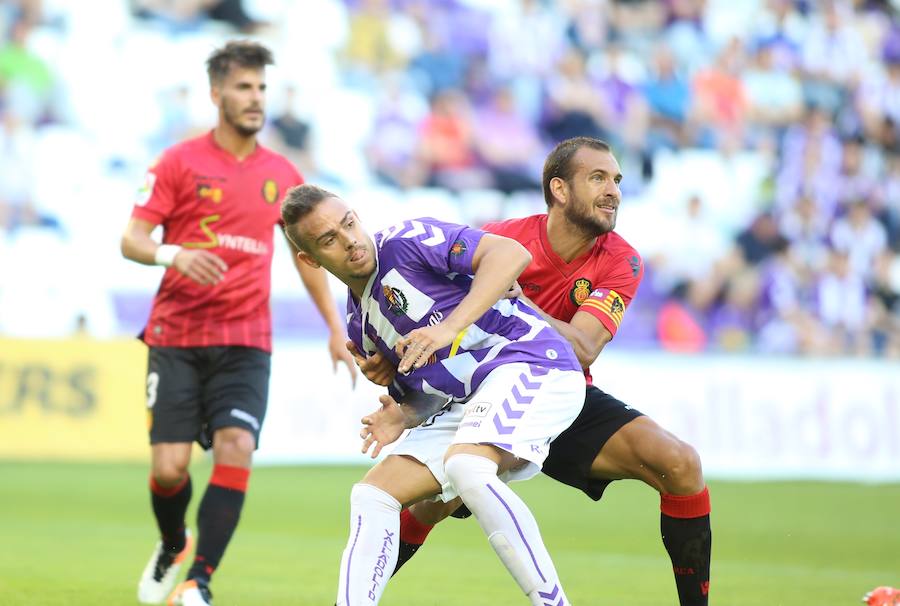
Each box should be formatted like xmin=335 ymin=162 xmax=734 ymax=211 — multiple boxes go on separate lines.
xmin=483 ymin=214 xmax=643 ymax=383
xmin=346 ymin=218 xmax=581 ymax=401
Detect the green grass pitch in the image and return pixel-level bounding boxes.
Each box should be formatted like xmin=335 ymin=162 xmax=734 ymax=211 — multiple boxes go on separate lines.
xmin=1 ymin=461 xmax=897 ymax=605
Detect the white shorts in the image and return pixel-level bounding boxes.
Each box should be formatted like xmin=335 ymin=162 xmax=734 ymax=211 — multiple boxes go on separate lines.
xmin=390 ymin=363 xmax=584 ymax=502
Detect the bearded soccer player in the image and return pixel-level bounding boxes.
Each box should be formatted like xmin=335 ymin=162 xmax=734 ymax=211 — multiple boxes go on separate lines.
xmin=120 ymin=41 xmax=356 ymax=606
xmin=355 ymin=137 xmax=712 ymax=605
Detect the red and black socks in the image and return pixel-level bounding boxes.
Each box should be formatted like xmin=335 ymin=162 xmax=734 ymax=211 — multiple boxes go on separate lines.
xmin=187 ymin=464 xmax=250 ymax=585
xmin=150 ymin=474 xmax=192 ymax=554
xmin=393 ymin=507 xmax=435 ymax=575
xmin=660 ymin=486 xmax=712 ymax=606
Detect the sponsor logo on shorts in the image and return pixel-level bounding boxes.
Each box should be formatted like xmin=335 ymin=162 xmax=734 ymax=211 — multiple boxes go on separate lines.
xmin=230 ymin=409 xmax=260 ymax=431
xmin=463 ymin=402 xmax=491 ymax=418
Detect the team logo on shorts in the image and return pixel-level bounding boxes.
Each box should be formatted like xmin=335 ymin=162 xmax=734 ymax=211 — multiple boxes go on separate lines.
xmin=382 ymin=285 xmax=409 ymax=315
xmin=570 ymin=278 xmax=593 ymax=305
xmin=262 ymin=179 xmax=279 ymax=204
xmin=449 ymin=239 xmax=467 ymax=256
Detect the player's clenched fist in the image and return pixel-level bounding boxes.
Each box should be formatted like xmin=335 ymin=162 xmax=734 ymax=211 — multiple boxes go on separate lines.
xmin=173 ymin=249 xmax=229 ymax=285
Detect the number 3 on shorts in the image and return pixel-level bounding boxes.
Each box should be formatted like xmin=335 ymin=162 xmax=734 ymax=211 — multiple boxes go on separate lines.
xmin=146 ymin=372 xmax=160 ymax=409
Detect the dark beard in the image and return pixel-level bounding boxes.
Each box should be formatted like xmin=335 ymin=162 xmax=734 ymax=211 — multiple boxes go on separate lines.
xmin=223 ymin=101 xmax=263 ymax=137
xmin=232 ymin=121 xmax=262 ymax=137
xmin=564 ymin=202 xmax=615 ymax=237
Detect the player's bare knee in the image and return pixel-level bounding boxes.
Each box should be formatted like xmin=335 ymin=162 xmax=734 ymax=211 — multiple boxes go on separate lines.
xmin=660 ymin=442 xmax=704 ymax=495
xmin=213 ymin=428 xmax=256 ymax=464
xmin=152 ymin=463 xmax=188 ymax=487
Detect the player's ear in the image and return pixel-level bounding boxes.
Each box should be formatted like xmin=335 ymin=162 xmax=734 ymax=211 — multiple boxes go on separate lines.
xmin=549 ymin=176 xmax=568 ymax=205
xmin=209 ymin=83 xmax=222 ymax=108
xmin=296 ymin=249 xmax=321 ymax=269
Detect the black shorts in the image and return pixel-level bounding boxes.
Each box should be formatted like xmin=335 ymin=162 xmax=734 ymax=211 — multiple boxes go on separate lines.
xmin=146 ymin=346 xmax=271 ymax=449
xmin=541 ymin=385 xmax=644 ymax=500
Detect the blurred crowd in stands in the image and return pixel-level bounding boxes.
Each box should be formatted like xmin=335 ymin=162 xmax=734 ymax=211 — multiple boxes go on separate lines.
xmin=1 ymin=0 xmax=899 ymax=357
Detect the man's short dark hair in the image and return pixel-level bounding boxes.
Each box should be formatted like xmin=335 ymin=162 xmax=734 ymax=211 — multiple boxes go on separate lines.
xmin=206 ymin=40 xmax=274 ymax=85
xmin=542 ymin=137 xmax=612 ymax=208
xmin=281 ymin=184 xmax=337 ymax=249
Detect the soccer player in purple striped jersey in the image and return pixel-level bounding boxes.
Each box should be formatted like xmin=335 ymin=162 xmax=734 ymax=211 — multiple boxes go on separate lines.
xmin=281 ymin=184 xmax=586 ymax=606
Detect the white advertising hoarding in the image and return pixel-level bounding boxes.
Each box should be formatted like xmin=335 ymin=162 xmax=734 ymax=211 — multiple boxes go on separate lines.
xmin=260 ymin=343 xmax=900 ymax=481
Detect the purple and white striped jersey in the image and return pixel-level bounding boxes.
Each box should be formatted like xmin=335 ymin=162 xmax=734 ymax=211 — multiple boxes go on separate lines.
xmin=346 ymin=217 xmax=581 ymax=401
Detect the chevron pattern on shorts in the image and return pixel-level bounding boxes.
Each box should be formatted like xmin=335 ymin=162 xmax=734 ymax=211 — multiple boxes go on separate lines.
xmin=492 ymin=369 xmax=545 ymax=435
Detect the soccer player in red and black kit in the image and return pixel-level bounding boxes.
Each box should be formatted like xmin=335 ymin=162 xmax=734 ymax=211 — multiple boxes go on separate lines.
xmin=121 ymin=41 xmax=356 ymax=606
xmin=353 ymin=137 xmax=712 ymax=605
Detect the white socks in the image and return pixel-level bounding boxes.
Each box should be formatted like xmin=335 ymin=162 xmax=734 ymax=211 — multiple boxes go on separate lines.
xmin=444 ymin=454 xmax=570 ymax=606
xmin=335 ymin=483 xmax=401 ymax=606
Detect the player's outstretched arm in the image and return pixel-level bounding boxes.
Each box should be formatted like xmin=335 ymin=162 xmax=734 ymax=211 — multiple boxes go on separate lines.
xmin=120 ymin=218 xmax=227 ymax=285
xmin=285 ymin=232 xmax=357 ymax=386
xmin=360 ymin=392 xmax=450 ymax=458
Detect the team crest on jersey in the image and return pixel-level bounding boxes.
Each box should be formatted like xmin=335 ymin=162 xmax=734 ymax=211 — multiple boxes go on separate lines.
xmin=569 ymin=278 xmax=593 ymax=305
xmin=449 ymin=239 xmax=467 ymax=256
xmin=197 ymin=184 xmax=223 ymax=203
xmin=382 ymin=285 xmax=409 ymax=315
xmin=262 ymin=179 xmax=279 ymax=204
